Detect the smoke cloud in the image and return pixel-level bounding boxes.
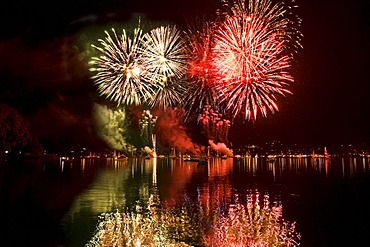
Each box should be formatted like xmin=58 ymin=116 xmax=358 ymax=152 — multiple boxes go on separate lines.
xmin=154 ymin=107 xmax=203 ymax=154
xmin=92 ymin=103 xmax=136 ymax=152
xmin=208 ymin=140 xmax=233 ymax=156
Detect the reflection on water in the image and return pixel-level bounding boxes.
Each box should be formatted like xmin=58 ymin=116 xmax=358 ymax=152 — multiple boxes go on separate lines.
xmin=64 ymin=158 xmax=130 ymax=216
xmin=5 ymin=155 xmax=367 ymax=246
xmin=85 ymin=187 xmax=300 ymax=247
xmin=232 ymin=156 xmax=370 ymax=179
xmin=209 ymin=192 xmax=300 ymax=247
xmin=64 ymin=156 xmax=370 ymax=246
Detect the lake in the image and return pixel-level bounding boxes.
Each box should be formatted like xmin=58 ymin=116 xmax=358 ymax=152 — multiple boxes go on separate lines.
xmin=1 ymin=155 xmax=370 ymax=246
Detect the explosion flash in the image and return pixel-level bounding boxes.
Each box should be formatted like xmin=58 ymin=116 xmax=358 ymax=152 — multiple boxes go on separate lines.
xmin=212 ymin=0 xmax=302 ymax=120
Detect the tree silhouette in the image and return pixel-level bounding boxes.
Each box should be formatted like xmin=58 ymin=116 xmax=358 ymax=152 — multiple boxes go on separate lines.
xmin=0 ymin=103 xmax=33 ymax=155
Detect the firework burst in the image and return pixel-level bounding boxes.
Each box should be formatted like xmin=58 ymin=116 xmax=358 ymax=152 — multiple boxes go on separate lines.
xmin=89 ymin=0 xmax=302 ymax=122
xmin=183 ymin=19 xmax=219 ymax=114
xmin=212 ymin=0 xmax=302 ymax=120
xmin=140 ymin=25 xmax=188 ymax=109
xmin=141 ymin=25 xmax=188 ymax=85
xmin=89 ymin=27 xmax=156 ymax=106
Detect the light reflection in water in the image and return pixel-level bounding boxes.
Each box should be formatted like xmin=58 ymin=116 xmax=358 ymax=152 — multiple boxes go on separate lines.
xmin=86 ymin=189 xmax=299 ymax=246
xmin=81 ymin=157 xmax=300 ymax=246
xmin=207 ymin=192 xmax=300 ymax=247
xmin=257 ymin=156 xmax=370 ymax=179
xmin=61 ymin=156 xmax=370 ymax=246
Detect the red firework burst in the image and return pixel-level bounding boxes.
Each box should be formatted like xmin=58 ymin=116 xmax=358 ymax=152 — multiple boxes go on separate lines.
xmin=184 ymin=19 xmax=220 ymax=115
xmin=184 ymin=0 xmax=302 ymax=121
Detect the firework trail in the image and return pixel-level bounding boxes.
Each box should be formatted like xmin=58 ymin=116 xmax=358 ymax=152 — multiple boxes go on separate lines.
xmin=198 ymin=105 xmax=230 ymax=144
xmin=140 ymin=25 xmax=188 ymax=109
xmin=139 ymin=109 xmax=157 ymax=148
xmin=211 ymin=0 xmax=302 ymax=120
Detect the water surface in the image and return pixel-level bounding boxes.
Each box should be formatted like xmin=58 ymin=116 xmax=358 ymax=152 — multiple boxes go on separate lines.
xmin=1 ymin=155 xmax=370 ymax=246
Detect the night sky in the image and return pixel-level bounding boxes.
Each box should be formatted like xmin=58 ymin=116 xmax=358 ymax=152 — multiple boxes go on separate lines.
xmin=1 ymin=0 xmax=369 ymax=152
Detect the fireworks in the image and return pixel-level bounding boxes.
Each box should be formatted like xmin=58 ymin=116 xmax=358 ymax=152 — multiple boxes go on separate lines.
xmin=210 ymin=0 xmax=301 ymax=120
xmin=141 ymin=25 xmax=188 ymax=87
xmin=183 ymin=19 xmax=219 ymax=114
xmin=140 ymin=25 xmax=189 ymax=109
xmin=198 ymin=105 xmax=230 ymax=144
xmin=212 ymin=15 xmax=292 ymax=120
xmin=89 ymin=27 xmax=155 ymax=106
xmin=90 ymin=24 xmax=188 ymax=110
xmin=148 ymin=80 xmax=187 ymax=109
xmin=89 ymin=0 xmax=302 ymax=122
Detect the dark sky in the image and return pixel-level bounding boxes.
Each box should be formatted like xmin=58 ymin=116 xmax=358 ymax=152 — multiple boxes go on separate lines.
xmin=0 ymin=0 xmax=369 ymax=151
